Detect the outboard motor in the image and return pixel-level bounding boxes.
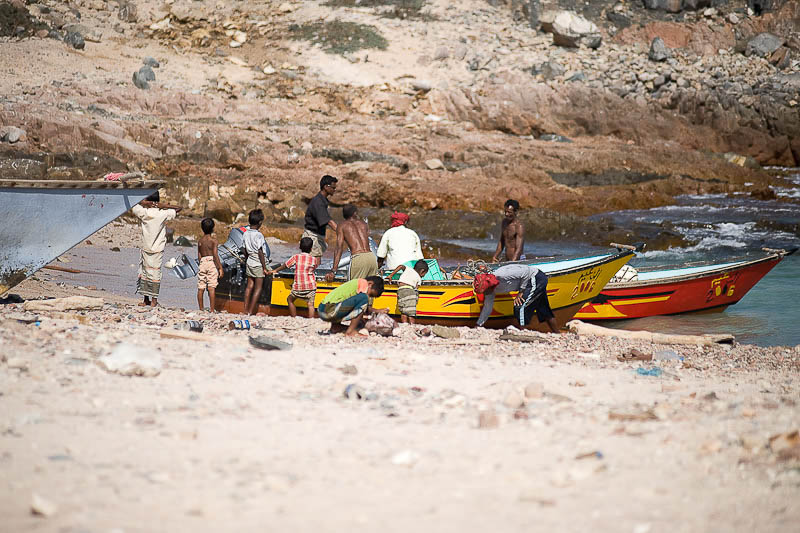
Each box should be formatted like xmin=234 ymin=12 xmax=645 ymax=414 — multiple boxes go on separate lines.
xmin=218 ymin=226 xmax=271 ymax=287
xmin=172 ymin=226 xmax=271 ymax=283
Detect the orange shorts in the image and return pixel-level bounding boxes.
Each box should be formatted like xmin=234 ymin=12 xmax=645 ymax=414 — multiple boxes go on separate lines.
xmin=197 ymin=256 xmax=219 ymax=290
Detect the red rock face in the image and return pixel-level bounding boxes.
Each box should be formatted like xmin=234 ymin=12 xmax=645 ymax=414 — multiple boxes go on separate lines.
xmin=1 ymin=0 xmax=796 ymax=229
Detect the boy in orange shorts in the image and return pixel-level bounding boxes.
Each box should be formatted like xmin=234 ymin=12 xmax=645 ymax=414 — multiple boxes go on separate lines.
xmin=197 ymin=218 xmax=224 ymax=311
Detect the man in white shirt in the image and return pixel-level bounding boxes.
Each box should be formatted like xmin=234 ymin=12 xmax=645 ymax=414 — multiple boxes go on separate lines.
xmin=131 ymin=192 xmax=181 ymax=307
xmin=376 ymin=211 xmax=424 ymax=270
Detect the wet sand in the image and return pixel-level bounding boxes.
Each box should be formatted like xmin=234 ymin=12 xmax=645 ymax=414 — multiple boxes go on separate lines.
xmin=1 ymin=239 xmax=799 ymax=532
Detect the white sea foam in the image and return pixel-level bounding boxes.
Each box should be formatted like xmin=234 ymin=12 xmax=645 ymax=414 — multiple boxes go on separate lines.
xmin=773 ymin=188 xmax=800 ymax=198
xmin=682 ymin=193 xmax=728 ymax=200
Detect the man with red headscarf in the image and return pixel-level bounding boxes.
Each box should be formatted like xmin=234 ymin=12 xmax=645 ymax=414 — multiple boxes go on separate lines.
xmin=376 ymin=211 xmax=423 ymax=270
xmin=473 ymin=264 xmax=559 ymax=332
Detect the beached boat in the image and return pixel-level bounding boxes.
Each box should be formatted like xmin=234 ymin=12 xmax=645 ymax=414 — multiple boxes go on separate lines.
xmin=573 ymin=249 xmax=793 ymax=321
xmin=0 ymin=178 xmax=162 ymax=295
xmin=213 ymin=247 xmax=635 ymax=331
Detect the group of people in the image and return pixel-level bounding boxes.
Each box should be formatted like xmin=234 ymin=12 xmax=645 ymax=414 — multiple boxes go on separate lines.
xmin=131 ymin=175 xmax=559 ymax=336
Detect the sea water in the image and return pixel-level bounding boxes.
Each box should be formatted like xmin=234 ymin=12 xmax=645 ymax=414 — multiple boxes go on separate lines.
xmin=440 ymin=169 xmax=800 ymax=347
xmin=585 ymin=170 xmax=800 ymax=347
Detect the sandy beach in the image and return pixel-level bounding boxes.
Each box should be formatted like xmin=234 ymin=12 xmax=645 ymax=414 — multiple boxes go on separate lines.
xmin=1 ymin=237 xmax=799 ymax=533
xmin=1 ymin=0 xmax=800 ymax=529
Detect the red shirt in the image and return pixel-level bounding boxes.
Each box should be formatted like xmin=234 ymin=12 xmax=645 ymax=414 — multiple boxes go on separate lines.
xmin=286 ymin=253 xmax=317 ymax=291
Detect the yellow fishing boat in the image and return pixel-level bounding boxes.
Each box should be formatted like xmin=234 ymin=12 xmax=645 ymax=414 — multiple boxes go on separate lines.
xmin=213 ymin=245 xmax=635 ymax=331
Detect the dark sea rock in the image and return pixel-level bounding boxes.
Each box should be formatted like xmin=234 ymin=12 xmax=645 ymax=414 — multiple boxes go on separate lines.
xmin=138 ymin=65 xmax=155 ymax=82
xmin=606 ymin=12 xmax=631 ymax=29
xmin=649 ymin=37 xmax=671 ymax=62
xmin=132 ymin=70 xmax=149 ymax=90
xmin=642 ymin=0 xmax=683 ymax=13
xmin=745 ymin=33 xmax=784 ymax=58
xmin=540 ymin=60 xmax=565 ymax=80
xmin=64 ymin=31 xmax=84 ymax=50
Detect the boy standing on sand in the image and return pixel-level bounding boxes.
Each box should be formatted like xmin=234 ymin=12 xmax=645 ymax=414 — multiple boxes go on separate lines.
xmin=386 ymin=259 xmax=429 ymax=324
xmin=267 ymin=237 xmax=318 ymax=318
xmin=243 ymin=209 xmax=269 ymax=315
xmin=131 ymin=191 xmax=182 ymax=307
xmin=197 ymin=218 xmax=224 ymax=311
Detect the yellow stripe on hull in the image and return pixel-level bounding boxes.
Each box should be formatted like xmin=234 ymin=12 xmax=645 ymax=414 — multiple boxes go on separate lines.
xmin=266 ymin=252 xmax=634 ymax=331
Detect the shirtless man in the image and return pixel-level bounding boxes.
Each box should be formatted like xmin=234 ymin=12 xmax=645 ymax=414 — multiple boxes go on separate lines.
xmin=325 ymin=205 xmax=379 ymax=281
xmin=492 ymin=199 xmax=525 ymax=262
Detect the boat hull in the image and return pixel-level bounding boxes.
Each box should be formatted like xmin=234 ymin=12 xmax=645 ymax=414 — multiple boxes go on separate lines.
xmin=0 ymin=181 xmax=160 ymax=294
xmin=215 ymin=250 xmax=634 ymax=331
xmin=574 ymin=254 xmax=784 ymax=320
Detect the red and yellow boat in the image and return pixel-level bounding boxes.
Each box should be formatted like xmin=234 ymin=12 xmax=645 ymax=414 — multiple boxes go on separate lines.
xmin=213 ymin=248 xmax=635 ymax=332
xmin=574 ymin=249 xmax=792 ymax=321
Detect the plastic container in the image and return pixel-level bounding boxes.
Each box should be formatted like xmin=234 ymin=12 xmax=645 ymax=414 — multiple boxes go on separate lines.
xmin=228 ymin=319 xmax=250 ymax=330
xmin=653 ymin=349 xmax=683 ymax=361
xmin=176 ymin=320 xmax=203 ymax=332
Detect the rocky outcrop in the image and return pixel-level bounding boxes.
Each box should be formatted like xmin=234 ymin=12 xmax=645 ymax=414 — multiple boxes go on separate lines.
xmin=427 ymin=68 xmax=799 ymax=166
xmin=540 ymin=10 xmax=602 ymax=48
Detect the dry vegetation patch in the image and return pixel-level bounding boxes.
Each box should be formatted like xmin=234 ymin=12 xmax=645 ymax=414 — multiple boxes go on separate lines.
xmin=289 ymin=19 xmax=388 ymax=55
xmin=324 ymin=0 xmax=436 ymax=20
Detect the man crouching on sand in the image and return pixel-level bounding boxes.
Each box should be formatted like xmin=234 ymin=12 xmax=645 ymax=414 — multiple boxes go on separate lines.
xmin=318 ymin=275 xmax=386 ymax=336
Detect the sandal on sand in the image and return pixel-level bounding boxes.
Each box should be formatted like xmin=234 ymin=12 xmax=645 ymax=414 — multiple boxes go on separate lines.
xmin=617 ymin=348 xmax=652 ymax=362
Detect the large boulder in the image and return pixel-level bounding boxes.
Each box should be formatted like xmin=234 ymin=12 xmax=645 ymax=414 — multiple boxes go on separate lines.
xmin=746 ymin=33 xmax=784 ymax=58
xmin=549 ymin=11 xmax=602 ymax=49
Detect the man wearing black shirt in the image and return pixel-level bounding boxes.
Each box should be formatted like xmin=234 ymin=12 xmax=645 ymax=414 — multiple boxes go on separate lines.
xmin=303 ymin=174 xmax=339 ymax=265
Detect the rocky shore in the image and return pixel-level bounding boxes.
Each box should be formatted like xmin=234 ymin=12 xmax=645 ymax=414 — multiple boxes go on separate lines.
xmin=1 ymin=0 xmax=799 ymax=247
xmin=1 ymin=277 xmax=799 ymax=531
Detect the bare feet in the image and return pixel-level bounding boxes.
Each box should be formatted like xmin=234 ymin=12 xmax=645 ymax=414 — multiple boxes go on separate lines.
xmin=329 ymin=323 xmax=347 ymax=334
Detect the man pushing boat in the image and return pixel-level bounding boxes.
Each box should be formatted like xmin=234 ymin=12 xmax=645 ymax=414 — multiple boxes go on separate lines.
xmin=473 ymin=264 xmax=560 ymax=333
xmin=325 ymin=204 xmax=379 ymax=282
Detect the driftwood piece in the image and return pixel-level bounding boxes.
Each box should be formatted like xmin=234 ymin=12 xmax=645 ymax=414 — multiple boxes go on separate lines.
xmin=23 ymin=296 xmax=104 ymax=312
xmin=159 ymin=329 xmax=216 ymax=342
xmin=498 ymin=333 xmax=548 ymax=343
xmin=43 ymin=264 xmax=117 ymax=276
xmin=432 ymin=325 xmax=461 ymax=339
xmin=609 ymin=409 xmax=659 ymax=422
xmin=566 ymin=320 xmax=734 ymax=346
xmin=43 ymin=264 xmax=82 ymax=274
xmin=430 ymin=339 xmax=493 ymax=346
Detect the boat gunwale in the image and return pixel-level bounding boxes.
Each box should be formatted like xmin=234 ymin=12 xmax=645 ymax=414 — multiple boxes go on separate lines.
xmin=604 ymin=253 xmax=783 ymax=289
xmin=0 ymin=179 xmax=165 ymax=189
xmin=270 ymin=250 xmax=634 ymax=287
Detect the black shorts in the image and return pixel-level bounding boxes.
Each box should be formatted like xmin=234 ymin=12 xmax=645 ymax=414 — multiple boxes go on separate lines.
xmin=513 ymin=271 xmax=554 ymax=326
